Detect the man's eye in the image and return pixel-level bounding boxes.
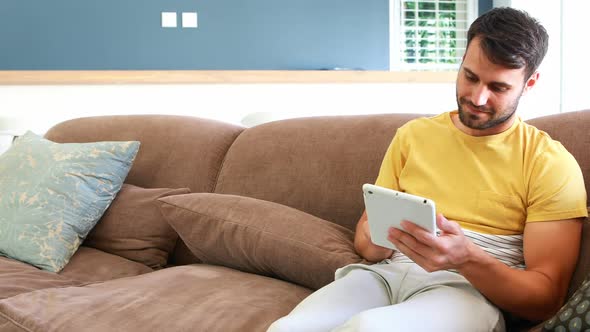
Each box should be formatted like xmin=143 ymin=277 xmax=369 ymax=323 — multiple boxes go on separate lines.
xmin=491 ymin=86 xmax=508 ymax=93
xmin=465 ymin=74 xmax=477 ymax=82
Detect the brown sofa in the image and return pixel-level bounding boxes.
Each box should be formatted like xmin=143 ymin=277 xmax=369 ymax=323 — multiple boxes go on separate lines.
xmin=0 ymin=110 xmax=588 ymax=331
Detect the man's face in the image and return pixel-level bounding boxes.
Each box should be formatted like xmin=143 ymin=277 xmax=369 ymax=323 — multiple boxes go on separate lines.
xmin=456 ymin=37 xmax=536 ymax=134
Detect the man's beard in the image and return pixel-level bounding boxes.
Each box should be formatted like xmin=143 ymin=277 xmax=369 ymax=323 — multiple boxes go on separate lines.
xmin=456 ymin=93 xmax=521 ymax=130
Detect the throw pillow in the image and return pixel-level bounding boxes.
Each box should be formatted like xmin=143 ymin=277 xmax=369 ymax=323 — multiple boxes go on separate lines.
xmin=0 ymin=131 xmax=139 ymax=272
xmin=158 ymin=193 xmax=366 ymax=290
xmin=84 ymin=184 xmax=190 ymax=269
xmin=542 ymin=275 xmax=590 ymax=331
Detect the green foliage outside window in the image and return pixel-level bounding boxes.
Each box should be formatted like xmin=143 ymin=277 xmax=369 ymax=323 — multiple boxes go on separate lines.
xmin=401 ymin=0 xmax=462 ymax=65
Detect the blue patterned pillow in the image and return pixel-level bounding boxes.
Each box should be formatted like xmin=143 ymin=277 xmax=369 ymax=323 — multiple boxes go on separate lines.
xmin=0 ymin=131 xmax=140 ymax=272
xmin=542 ymin=276 xmax=590 ymax=332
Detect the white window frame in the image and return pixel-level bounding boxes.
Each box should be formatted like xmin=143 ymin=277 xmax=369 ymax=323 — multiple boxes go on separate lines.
xmin=389 ymin=0 xmax=478 ymax=71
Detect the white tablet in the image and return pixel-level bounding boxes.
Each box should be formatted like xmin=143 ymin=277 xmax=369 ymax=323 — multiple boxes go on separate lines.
xmin=362 ymin=183 xmax=437 ymax=250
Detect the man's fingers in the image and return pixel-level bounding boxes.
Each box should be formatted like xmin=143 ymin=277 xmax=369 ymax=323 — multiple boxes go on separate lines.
xmin=400 ymin=220 xmax=438 ymax=244
xmin=390 ymin=236 xmax=439 ymax=272
xmin=436 ymin=213 xmax=460 ymax=234
xmin=389 ymin=222 xmax=453 ymax=272
xmin=389 ymin=227 xmax=437 ymax=258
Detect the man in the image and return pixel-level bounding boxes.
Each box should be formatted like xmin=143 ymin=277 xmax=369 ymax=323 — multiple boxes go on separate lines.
xmin=268 ymin=7 xmax=587 ymax=332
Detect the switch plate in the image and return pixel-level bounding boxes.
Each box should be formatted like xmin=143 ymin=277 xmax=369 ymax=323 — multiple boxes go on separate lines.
xmin=182 ymin=12 xmax=198 ymax=28
xmin=161 ymin=12 xmax=177 ymax=28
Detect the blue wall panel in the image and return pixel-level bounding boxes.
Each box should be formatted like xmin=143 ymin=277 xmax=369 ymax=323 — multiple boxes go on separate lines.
xmin=479 ymin=0 xmax=493 ymax=14
xmin=0 ymin=0 xmax=390 ymax=70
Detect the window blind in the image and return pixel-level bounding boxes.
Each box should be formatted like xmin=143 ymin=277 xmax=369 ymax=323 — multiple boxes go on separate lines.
xmin=391 ymin=0 xmax=476 ymax=70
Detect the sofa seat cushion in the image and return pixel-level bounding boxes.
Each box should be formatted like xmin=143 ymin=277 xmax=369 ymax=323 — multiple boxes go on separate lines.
xmin=0 ymin=247 xmax=153 ymax=301
xmin=0 ymin=264 xmax=311 ymax=332
xmin=0 ymin=319 xmax=20 ymax=332
xmin=58 ymin=246 xmax=153 ymax=284
xmin=0 ymin=257 xmax=77 ymax=300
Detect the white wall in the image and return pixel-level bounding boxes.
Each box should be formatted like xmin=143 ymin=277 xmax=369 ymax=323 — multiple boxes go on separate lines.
xmin=512 ymin=0 xmax=589 ymax=115
xmin=509 ymin=0 xmax=562 ymax=119
xmin=0 ymin=82 xmax=456 ymax=134
xmin=0 ymin=76 xmax=569 ymax=136
xmin=562 ymin=1 xmax=590 ymax=113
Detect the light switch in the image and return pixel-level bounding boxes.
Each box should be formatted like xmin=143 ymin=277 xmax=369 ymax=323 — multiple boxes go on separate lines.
xmin=161 ymin=12 xmax=177 ymax=28
xmin=182 ymin=12 xmax=198 ymax=28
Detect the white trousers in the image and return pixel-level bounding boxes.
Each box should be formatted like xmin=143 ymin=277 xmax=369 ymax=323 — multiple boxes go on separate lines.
xmin=267 ymin=262 xmax=505 ymax=332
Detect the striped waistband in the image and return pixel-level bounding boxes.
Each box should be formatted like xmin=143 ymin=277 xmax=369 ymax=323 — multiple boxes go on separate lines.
xmin=386 ymin=229 xmax=525 ymax=270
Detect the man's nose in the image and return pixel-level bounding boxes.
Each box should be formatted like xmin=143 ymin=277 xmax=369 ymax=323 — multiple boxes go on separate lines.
xmin=471 ymin=84 xmax=490 ymax=106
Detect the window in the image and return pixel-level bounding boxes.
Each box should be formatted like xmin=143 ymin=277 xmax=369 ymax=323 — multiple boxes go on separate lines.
xmin=390 ymin=0 xmax=478 ymax=70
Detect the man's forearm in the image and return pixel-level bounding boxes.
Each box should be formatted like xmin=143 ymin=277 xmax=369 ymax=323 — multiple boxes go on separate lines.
xmin=459 ymin=243 xmax=563 ymax=321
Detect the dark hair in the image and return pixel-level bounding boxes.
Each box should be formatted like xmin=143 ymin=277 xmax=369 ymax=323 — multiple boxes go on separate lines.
xmin=467 ymin=7 xmax=549 ymax=80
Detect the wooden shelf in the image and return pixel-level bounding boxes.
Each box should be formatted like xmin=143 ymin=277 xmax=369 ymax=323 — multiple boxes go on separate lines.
xmin=0 ymin=70 xmax=457 ymax=85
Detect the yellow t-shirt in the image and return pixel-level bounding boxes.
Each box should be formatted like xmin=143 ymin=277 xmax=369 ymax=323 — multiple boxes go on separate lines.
xmin=375 ymin=111 xmax=588 ymax=235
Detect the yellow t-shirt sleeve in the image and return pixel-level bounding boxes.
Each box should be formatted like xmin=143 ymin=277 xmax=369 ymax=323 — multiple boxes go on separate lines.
xmin=526 ymin=144 xmax=588 ymax=222
xmin=375 ymin=130 xmax=404 ymax=191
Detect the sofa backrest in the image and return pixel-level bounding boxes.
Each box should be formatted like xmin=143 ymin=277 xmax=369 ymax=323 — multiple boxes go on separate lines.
xmin=45 ymin=115 xmax=243 ymax=192
xmin=214 ymin=113 xmax=425 ymax=231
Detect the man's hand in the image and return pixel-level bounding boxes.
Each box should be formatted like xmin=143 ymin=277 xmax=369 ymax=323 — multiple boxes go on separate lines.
xmin=389 ymin=213 xmax=583 ymax=321
xmin=387 ymin=213 xmax=475 ymax=272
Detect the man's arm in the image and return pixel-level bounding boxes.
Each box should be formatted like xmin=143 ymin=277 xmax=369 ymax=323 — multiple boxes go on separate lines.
xmin=389 ymin=214 xmax=583 ymax=321
xmin=461 ymin=218 xmax=581 ymax=320
xmin=354 ymin=210 xmax=394 ymax=262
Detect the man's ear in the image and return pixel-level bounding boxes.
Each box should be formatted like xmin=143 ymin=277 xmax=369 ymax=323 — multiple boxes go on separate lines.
xmin=522 ymin=72 xmax=540 ymax=96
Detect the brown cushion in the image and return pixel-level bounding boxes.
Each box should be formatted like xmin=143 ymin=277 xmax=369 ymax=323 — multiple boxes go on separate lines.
xmin=83 ymin=184 xmax=190 ymax=269
xmin=58 ymin=247 xmax=153 ymax=284
xmin=0 ymin=257 xmax=78 ymax=300
xmin=158 ymin=193 xmax=366 ymax=290
xmin=0 ymin=265 xmax=311 ymax=332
